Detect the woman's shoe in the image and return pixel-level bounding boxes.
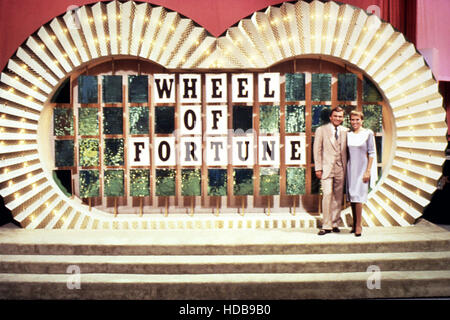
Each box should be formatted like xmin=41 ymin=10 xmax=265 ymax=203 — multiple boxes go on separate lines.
xmin=350 ymin=228 xmax=355 ymax=233
xmin=355 ymin=232 xmax=361 ymax=237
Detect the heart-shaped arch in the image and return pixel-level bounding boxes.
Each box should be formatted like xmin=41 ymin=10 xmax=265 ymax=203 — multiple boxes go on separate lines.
xmin=0 ymin=0 xmax=446 ymax=229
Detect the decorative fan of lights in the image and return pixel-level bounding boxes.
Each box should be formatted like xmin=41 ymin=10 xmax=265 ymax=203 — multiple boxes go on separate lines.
xmin=0 ymin=0 xmax=446 ymax=229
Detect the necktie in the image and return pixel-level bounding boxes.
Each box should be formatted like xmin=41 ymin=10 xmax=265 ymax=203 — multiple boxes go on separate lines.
xmin=335 ymin=126 xmax=338 ymax=140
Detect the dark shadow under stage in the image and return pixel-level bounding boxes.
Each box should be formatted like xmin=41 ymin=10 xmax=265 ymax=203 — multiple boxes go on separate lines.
xmin=0 ymin=219 xmax=449 ymax=300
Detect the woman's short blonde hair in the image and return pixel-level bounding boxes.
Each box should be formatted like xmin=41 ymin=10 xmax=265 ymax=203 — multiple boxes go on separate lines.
xmin=349 ymin=110 xmax=364 ymax=120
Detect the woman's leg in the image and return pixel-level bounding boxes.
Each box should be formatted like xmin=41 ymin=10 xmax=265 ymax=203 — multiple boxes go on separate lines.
xmin=350 ymin=203 xmax=356 ymax=233
xmin=355 ymin=203 xmax=363 ymax=235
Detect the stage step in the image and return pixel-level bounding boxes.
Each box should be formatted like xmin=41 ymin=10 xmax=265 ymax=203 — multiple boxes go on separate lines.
xmin=1 ymin=271 xmax=450 ymax=299
xmin=0 ymin=220 xmax=449 ymax=299
xmin=1 ymin=251 xmax=450 ymax=274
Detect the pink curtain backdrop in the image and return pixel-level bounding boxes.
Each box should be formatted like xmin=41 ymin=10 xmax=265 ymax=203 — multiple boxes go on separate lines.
xmin=417 ymin=0 xmax=450 ymax=82
xmin=0 ymin=0 xmax=417 ymax=72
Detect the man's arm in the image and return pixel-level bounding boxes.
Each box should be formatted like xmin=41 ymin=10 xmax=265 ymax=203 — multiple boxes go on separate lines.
xmin=313 ymin=126 xmax=323 ymax=179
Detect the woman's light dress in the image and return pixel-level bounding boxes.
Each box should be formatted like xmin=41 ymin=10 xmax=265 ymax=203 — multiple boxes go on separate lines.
xmin=346 ymin=129 xmax=377 ymax=203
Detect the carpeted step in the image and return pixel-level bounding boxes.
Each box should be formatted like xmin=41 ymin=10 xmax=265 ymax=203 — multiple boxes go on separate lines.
xmin=1 ymin=271 xmax=449 ymax=299
xmin=1 ymin=251 xmax=449 ymax=274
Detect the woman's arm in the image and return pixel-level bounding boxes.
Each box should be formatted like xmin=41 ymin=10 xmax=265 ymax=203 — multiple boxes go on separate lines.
xmin=363 ymin=130 xmax=376 ymax=183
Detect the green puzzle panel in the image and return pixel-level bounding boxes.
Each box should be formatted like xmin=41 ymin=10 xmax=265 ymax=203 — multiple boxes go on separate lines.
xmin=311 ymin=73 xmax=331 ymax=101
xmin=259 ymin=168 xmax=280 ymax=196
xmin=104 ymin=138 xmax=124 ymax=166
xmin=102 ymin=75 xmax=123 ymax=103
xmin=233 ymin=168 xmax=253 ymax=196
xmin=103 ymin=107 xmax=123 ymax=135
xmin=311 ymin=105 xmax=331 ymax=132
xmin=128 ymin=75 xmax=148 ymax=103
xmin=130 ymin=169 xmax=150 ymax=197
xmin=363 ymin=104 xmax=383 ymax=133
xmin=285 ymin=105 xmax=305 ymax=133
xmin=338 ymin=73 xmax=357 ymax=101
xmin=129 ymin=106 xmax=149 ymax=134
xmin=286 ymin=167 xmax=306 ymax=195
xmin=259 ymin=105 xmax=279 ymax=134
xmin=155 ymin=169 xmax=176 ymax=196
xmin=54 ymin=140 xmax=74 ymax=167
xmin=104 ymin=169 xmax=124 ymax=197
xmin=79 ymin=138 xmax=99 ymax=167
xmin=285 ymin=73 xmax=305 ymax=101
xmin=78 ymin=75 xmax=98 ymax=104
xmin=208 ymin=169 xmax=227 ymax=196
xmin=363 ymin=76 xmax=383 ymax=102
xmin=78 ymin=108 xmax=99 ymax=136
xmin=181 ymin=169 xmax=202 ymax=196
xmin=79 ymin=170 xmax=99 ymax=198
xmin=53 ymin=108 xmax=73 ymax=136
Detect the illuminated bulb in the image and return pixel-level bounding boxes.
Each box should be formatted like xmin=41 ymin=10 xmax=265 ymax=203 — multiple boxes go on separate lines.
xmin=40 ymin=44 xmax=45 ymax=49
xmin=22 ymin=64 xmax=28 ymax=69
xmin=64 ymin=28 xmax=68 ymax=34
xmin=8 ymin=88 xmax=14 ymax=93
xmin=32 ymin=183 xmax=36 ymax=189
xmin=73 ymin=47 xmax=78 ymax=52
xmin=14 ymin=193 xmax=19 ymax=199
xmin=8 ymin=181 xmax=13 ymax=187
xmin=102 ymin=15 xmax=107 ymax=21
xmin=89 ymin=18 xmax=94 ymax=23
xmin=51 ymin=35 xmax=56 ymax=41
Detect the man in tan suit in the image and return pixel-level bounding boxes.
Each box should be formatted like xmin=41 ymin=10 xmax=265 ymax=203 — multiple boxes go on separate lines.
xmin=313 ymin=107 xmax=348 ymax=235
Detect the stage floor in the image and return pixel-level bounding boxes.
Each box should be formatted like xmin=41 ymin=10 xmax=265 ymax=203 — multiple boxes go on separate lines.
xmin=1 ymin=219 xmax=449 ymax=248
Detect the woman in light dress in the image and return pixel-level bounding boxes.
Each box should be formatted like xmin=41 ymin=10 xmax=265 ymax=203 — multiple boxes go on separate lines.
xmin=346 ymin=111 xmax=377 ymax=237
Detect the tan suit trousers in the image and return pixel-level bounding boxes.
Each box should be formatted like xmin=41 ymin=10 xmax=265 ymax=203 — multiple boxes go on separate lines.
xmin=321 ymin=165 xmax=344 ymax=230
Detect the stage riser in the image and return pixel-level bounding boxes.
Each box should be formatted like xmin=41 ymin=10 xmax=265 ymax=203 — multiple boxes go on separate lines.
xmin=1 ymin=255 xmax=449 ymax=274
xmin=1 ymin=240 xmax=450 ymax=255
xmin=1 ymin=273 xmax=449 ymax=299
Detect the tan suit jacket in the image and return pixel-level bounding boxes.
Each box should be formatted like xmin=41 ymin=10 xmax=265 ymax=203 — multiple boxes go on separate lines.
xmin=313 ymin=122 xmax=348 ymax=179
